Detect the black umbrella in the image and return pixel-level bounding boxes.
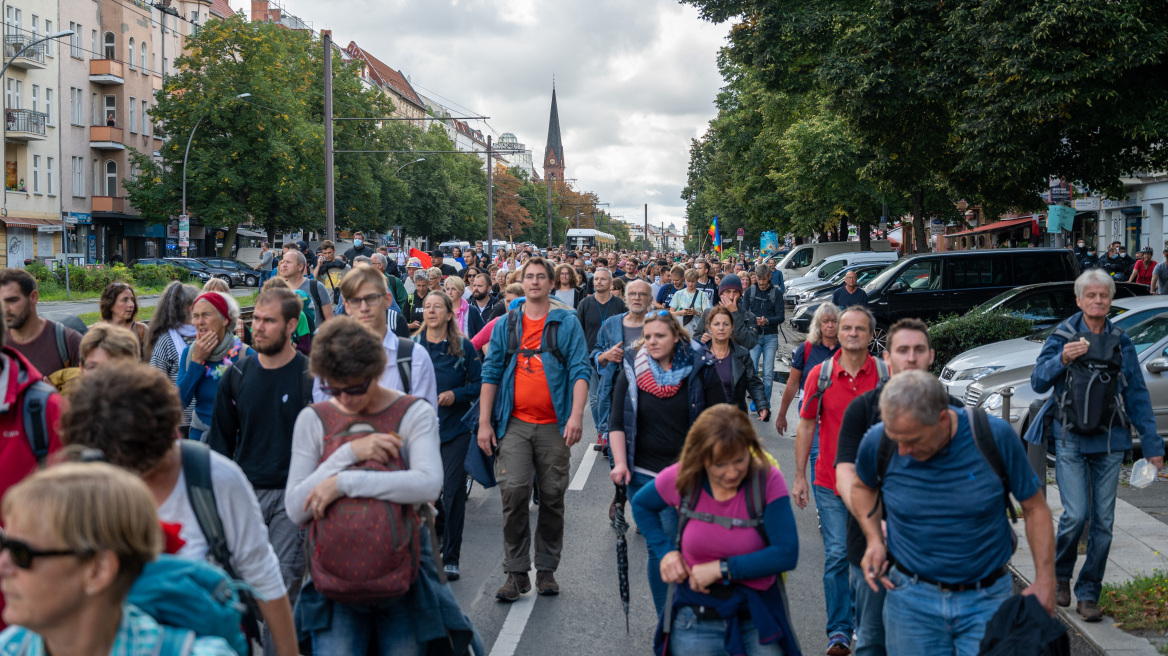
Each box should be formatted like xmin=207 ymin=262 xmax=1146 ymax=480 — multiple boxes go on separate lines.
xmin=611 ymin=484 xmax=631 ymax=633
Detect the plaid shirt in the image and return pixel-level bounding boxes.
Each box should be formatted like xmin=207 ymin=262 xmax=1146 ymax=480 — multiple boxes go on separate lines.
xmin=0 ymin=604 xmax=233 ymax=656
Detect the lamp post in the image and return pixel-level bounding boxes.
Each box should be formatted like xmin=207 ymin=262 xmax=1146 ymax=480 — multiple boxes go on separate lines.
xmin=180 ymin=93 xmax=250 ymax=256
xmin=395 ymin=157 xmax=424 ymax=176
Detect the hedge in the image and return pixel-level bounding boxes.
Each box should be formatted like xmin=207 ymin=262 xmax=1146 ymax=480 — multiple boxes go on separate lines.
xmin=26 ymin=261 xmax=194 ymax=294
xmin=929 ymin=311 xmax=1036 ymax=375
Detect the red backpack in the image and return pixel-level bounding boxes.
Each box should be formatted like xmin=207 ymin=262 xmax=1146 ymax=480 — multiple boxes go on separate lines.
xmin=306 ymin=394 xmax=423 ymax=604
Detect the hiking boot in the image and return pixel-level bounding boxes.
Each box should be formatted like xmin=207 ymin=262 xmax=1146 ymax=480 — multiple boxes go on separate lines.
xmin=825 ymin=634 xmax=851 ymax=656
xmin=1056 ymin=580 xmax=1071 ymax=607
xmin=444 ymin=564 xmax=460 ymax=581
xmin=495 ymin=572 xmax=531 ymax=602
xmin=536 ymin=570 xmax=560 ymax=596
xmin=1077 ymin=600 xmax=1103 ymax=622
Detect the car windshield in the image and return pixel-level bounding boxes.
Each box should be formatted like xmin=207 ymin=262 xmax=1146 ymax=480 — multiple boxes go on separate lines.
xmin=1026 ymin=307 xmax=1128 ymax=342
xmin=863 ymin=261 xmax=903 ymax=293
xmin=1127 ymin=314 xmax=1168 ymax=354
xmin=973 ymin=287 xmax=1030 ymax=314
xmin=178 ymin=259 xmax=209 ymax=271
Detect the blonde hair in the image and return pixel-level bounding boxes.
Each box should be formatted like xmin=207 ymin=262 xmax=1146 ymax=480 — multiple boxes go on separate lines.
xmin=339 ymin=264 xmax=388 ymax=300
xmin=79 ymin=324 xmax=141 ymax=365
xmin=427 ymin=267 xmax=442 ymax=280
xmin=201 ymin=278 xmax=230 ymax=294
xmin=3 ymin=462 xmax=162 ymax=598
xmin=635 ymin=311 xmax=691 ymax=349
xmin=444 ymin=276 xmax=465 ymax=293
xmin=807 ymin=302 xmax=841 ymax=346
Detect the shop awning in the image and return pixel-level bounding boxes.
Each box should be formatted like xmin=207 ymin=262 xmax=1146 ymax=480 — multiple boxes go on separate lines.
xmin=236 ymin=227 xmax=266 ymax=238
xmin=0 ymin=217 xmax=63 ymax=229
xmin=944 ymin=217 xmax=1034 ymax=238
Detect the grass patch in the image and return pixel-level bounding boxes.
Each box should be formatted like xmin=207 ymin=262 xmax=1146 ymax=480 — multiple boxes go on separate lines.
xmin=40 ymin=284 xmax=172 ymax=303
xmin=77 ymin=292 xmax=257 ymax=326
xmin=1100 ymin=570 xmax=1168 ymax=632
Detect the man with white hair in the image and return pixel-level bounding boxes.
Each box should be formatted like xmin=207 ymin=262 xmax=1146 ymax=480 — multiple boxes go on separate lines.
xmin=278 ymin=250 xmax=333 ymax=324
xmin=851 ymin=370 xmax=1054 ymax=655
xmin=1031 ymin=268 xmax=1164 ymax=621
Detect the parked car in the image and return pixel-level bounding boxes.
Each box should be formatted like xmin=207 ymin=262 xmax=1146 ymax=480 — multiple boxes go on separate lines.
xmin=942 ymin=294 xmax=1168 ymax=402
xmin=788 ymin=248 xmax=1081 ymax=350
xmin=786 ymin=263 xmax=892 ymax=306
xmin=772 ymin=240 xmax=894 ymax=278
xmin=783 ymin=252 xmax=900 ymax=300
xmin=199 ymin=257 xmax=260 ymax=287
xmin=164 ymin=258 xmax=241 ymax=287
xmin=129 ymin=258 xmax=214 ymax=284
xmin=968 ymin=310 xmax=1168 ymax=457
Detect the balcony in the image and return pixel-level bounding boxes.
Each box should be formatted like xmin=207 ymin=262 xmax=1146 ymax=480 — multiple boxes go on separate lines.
xmin=3 ymin=35 xmax=46 ymax=70
xmin=89 ymin=59 xmax=124 ymax=85
xmin=90 ymin=126 xmax=125 ymax=150
xmin=92 ymin=196 xmax=125 ymax=214
xmin=5 ymin=110 xmax=47 ymax=142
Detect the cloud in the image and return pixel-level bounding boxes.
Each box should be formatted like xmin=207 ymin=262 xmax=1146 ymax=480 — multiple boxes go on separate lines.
xmin=230 ymin=0 xmax=727 ymax=236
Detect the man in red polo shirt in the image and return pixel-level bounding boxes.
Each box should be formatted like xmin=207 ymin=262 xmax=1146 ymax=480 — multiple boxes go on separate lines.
xmin=793 ymin=305 xmax=884 ymax=656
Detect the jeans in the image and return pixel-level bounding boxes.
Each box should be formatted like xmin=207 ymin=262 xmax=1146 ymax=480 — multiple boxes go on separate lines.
xmin=255 ymin=489 xmax=306 ymax=656
xmin=749 ymin=333 xmax=779 ymax=404
xmin=669 ymin=606 xmax=783 ymax=656
xmin=309 ymin=594 xmax=423 ymax=655
xmin=882 ymin=567 xmax=1012 ymax=656
xmin=589 ymin=369 xmax=602 ymax=433
xmin=628 ymin=471 xmax=678 ymax=614
xmin=850 ymin=563 xmax=886 ymax=656
xmin=495 ymin=419 xmax=570 ymax=573
xmin=1054 ymin=437 xmax=1124 ymax=602
xmin=437 ymin=432 xmax=471 ymax=567
xmin=813 ymin=484 xmax=852 ymax=639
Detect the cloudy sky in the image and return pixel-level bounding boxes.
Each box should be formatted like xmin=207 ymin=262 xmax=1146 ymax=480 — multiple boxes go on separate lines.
xmin=227 ymin=0 xmax=729 ymax=236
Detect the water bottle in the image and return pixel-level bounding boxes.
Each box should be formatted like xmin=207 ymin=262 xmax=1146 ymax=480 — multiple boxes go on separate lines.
xmin=1130 ymin=458 xmax=1157 ymax=489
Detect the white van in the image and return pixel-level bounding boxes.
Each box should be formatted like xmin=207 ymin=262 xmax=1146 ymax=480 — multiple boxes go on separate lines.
xmin=786 ymin=251 xmax=899 ymax=291
xmin=775 ymin=240 xmax=893 ymax=278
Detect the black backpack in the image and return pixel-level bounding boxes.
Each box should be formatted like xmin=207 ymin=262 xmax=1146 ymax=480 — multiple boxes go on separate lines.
xmin=1052 ymin=322 xmax=1127 ymax=436
xmin=869 ymin=405 xmax=1017 ymax=524
xmin=22 ymin=380 xmax=56 ymax=466
xmin=504 ymin=308 xmax=566 ymax=367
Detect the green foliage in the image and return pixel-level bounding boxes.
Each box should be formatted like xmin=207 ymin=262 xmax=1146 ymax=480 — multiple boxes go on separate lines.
xmin=26 ymin=263 xmax=192 ymax=294
xmin=1101 ymin=570 xmax=1168 ymax=632
xmin=928 ymin=311 xmax=1035 ymax=375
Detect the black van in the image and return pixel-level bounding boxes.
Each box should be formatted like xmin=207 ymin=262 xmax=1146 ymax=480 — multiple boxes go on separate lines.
xmin=789 ymin=248 xmax=1081 ymax=349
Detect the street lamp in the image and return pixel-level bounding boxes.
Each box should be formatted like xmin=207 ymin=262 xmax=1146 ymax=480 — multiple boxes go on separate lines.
xmin=395 ymin=157 xmax=424 ymax=176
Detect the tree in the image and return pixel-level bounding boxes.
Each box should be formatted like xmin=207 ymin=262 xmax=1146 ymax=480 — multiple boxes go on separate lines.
xmin=490 ymin=166 xmax=531 ymax=241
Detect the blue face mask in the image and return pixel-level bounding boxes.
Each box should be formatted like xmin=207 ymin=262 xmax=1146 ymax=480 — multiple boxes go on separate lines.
xmin=353 ymin=239 xmax=363 ymax=248
xmin=1110 ymin=253 xmax=1118 ymax=259
xmin=1088 ymin=251 xmax=1095 ymax=256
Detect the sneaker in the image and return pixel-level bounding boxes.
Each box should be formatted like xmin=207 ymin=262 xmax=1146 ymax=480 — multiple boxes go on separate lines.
xmin=444 ymin=563 xmax=460 ymax=581
xmin=826 ymin=634 xmax=851 ymax=656
xmin=1056 ymin=580 xmax=1071 ymax=607
xmin=536 ymin=570 xmax=560 ymax=596
xmin=1077 ymin=600 xmax=1103 ymax=622
xmin=592 ymin=433 xmax=608 ymax=451
xmin=495 ymin=572 xmax=531 ymax=602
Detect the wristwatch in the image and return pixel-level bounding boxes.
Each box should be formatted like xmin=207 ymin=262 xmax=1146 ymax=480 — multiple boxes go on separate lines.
xmin=719 ymin=559 xmax=731 ymax=584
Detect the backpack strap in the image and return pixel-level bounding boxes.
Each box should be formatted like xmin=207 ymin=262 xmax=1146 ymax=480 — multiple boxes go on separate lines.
xmin=227 ymin=354 xmax=253 ymax=406
xmin=384 ymin=394 xmax=423 ymax=432
xmin=395 ymin=336 xmax=413 ymax=394
xmin=867 ymin=433 xmax=897 ymax=519
xmin=874 ymin=357 xmax=890 ymax=384
xmin=811 ymin=357 xmax=835 ymax=421
xmin=745 ymin=466 xmax=769 ymax=546
xmin=1051 ymin=321 xmax=1076 ymax=343
xmin=966 ymin=406 xmax=1017 ymax=524
xmin=307 ymin=281 xmax=326 ymax=329
xmin=179 ymin=440 xmax=238 ymax=579
xmin=53 ymin=321 xmax=70 ymax=369
xmin=21 ymin=380 xmax=55 ymax=465
xmin=504 ymin=307 xmax=566 ymax=366
xmin=802 ymin=341 xmax=811 ymax=370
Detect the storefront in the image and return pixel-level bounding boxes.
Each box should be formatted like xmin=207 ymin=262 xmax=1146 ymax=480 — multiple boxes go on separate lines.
xmin=944 ymin=217 xmax=1040 ymax=250
xmin=64 ymin=212 xmax=94 ymax=263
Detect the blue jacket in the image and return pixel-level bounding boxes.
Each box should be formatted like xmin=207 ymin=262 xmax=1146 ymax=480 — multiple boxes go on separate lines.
xmin=590 ymin=311 xmax=630 ymax=434
xmin=480 ymin=305 xmax=591 ymax=439
xmin=614 ymin=340 xmax=721 ymax=469
xmin=417 ymin=336 xmax=481 ymax=443
xmin=1029 ymin=311 xmax=1164 ymax=457
xmin=770 ymin=269 xmax=785 ymax=294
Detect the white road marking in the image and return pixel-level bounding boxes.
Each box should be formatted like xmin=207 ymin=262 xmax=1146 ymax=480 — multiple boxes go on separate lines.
xmin=488 ymin=566 xmax=539 ymax=656
xmin=568 ymin=445 xmax=599 ymax=491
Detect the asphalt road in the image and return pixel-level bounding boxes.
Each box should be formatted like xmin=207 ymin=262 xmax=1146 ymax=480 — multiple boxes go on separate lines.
xmin=448 ymin=382 xmax=828 ymax=656
xmin=36 ymin=286 xmax=256 ymax=322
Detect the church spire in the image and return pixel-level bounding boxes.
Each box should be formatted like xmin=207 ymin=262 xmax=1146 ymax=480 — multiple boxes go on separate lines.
xmin=544 ymin=86 xmax=565 ymax=182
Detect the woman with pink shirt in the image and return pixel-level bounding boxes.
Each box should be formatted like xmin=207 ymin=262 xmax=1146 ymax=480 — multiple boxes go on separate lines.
xmin=633 ymin=404 xmax=800 ymax=656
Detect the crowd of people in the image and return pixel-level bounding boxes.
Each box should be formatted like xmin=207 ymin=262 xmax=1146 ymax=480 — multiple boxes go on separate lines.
xmin=0 ymin=238 xmax=1157 ymax=656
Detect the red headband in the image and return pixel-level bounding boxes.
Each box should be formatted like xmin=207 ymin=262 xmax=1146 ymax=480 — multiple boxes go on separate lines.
xmin=194 ymin=292 xmax=230 ymax=319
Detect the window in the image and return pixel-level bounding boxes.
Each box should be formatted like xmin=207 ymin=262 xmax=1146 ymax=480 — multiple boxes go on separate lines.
xmin=162 ymin=58 xmax=168 ymax=76
xmin=103 ymin=95 xmax=115 ymax=125
xmin=91 ymin=92 xmax=98 ymax=126
xmin=128 ymin=39 xmax=135 ymax=70
xmin=72 ymin=157 xmax=84 ymax=196
xmin=6 ymin=79 xmax=21 ymax=110
xmin=43 ymin=20 xmax=52 ymax=56
xmin=104 ymin=161 xmax=117 ymax=197
xmin=31 ymin=85 xmax=38 ymax=114
xmin=69 ymin=23 xmax=83 ymax=58
xmin=128 ymin=96 xmax=136 ymax=132
xmin=91 ymin=29 xmax=97 ymax=59
xmin=140 ymin=47 xmax=146 ymax=71
xmin=46 ymin=158 xmax=53 ymax=195
xmin=31 ymin=15 xmax=39 ymax=41
xmin=92 ymin=158 xmax=98 ymax=197
xmin=70 ymin=88 xmax=82 ymax=125
xmin=32 ymin=156 xmax=40 ymax=194
xmin=950 ymin=256 xmax=1006 ymax=288
xmin=45 ymin=88 xmax=51 ymax=125
xmin=6 ymin=7 xmax=22 ymax=36
xmin=896 ymin=260 xmax=943 ymax=293
xmin=103 ymin=32 xmax=114 ymax=59
xmin=141 ymin=100 xmax=148 ymax=136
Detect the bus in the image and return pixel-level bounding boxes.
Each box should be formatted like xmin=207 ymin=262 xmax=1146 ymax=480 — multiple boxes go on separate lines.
xmin=566 ymin=228 xmax=615 ymax=252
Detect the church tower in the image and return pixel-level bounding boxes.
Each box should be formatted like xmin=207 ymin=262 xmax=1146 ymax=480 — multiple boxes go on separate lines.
xmin=543 ymin=86 xmax=565 ymax=182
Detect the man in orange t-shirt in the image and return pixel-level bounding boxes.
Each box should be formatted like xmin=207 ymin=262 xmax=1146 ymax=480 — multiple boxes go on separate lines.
xmin=478 ymin=257 xmax=590 ymax=603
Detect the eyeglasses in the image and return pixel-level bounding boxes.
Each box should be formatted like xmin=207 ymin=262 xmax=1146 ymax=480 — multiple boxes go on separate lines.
xmin=320 ymin=378 xmax=374 ymax=397
xmin=0 ymin=529 xmax=91 ymax=570
xmin=345 ymin=293 xmax=384 ymax=308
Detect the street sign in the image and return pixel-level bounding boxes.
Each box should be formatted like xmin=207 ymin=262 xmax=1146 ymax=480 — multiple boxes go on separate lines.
xmin=929 ymin=218 xmax=945 ymax=236
xmin=737 ymin=228 xmax=745 ymax=238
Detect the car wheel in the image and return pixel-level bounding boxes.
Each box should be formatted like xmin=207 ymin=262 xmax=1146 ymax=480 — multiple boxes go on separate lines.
xmin=870 ymin=321 xmax=889 ymax=356
xmin=217 ymin=274 xmax=234 ymax=288
xmin=245 ymin=274 xmax=258 ymax=287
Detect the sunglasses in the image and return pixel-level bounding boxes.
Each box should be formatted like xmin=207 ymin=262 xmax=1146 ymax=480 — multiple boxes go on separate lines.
xmin=650 ymin=310 xmax=670 ymax=317
xmin=0 ymin=529 xmax=90 ymax=570
xmin=320 ymin=378 xmax=374 ymax=397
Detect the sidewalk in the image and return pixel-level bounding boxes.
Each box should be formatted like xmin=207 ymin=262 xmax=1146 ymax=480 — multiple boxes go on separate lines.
xmin=1010 ymin=483 xmax=1168 ymax=656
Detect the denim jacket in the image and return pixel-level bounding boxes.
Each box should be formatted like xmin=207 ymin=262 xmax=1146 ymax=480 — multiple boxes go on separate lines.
xmin=590 ymin=311 xmax=630 ymax=434
xmin=1029 ymin=311 xmax=1164 ymax=457
xmin=480 ymin=305 xmax=591 ymax=439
